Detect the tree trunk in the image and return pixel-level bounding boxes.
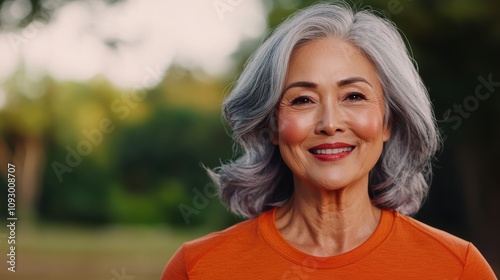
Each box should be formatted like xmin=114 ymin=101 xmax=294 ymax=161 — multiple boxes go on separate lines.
xmin=1 ymin=136 xmax=45 ymax=223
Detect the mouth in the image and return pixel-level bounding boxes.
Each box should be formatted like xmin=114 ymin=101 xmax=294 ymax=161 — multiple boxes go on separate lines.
xmin=309 ymin=146 xmax=355 ymax=155
xmin=308 ymin=143 xmax=355 ymax=161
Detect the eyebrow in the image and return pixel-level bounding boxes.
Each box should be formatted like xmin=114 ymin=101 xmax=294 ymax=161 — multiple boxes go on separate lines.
xmin=282 ymin=81 xmax=317 ymax=94
xmin=282 ymin=77 xmax=372 ymax=94
xmin=337 ymin=77 xmax=372 ymax=88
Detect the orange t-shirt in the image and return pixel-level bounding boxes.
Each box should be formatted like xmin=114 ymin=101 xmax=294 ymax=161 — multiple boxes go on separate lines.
xmin=162 ymin=208 xmax=497 ymax=279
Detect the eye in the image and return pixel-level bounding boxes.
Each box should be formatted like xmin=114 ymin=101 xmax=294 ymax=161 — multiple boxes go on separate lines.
xmin=291 ymin=96 xmax=313 ymax=105
xmin=345 ymin=93 xmax=366 ymax=101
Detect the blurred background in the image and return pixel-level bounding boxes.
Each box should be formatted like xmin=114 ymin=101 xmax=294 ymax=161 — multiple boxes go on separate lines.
xmin=0 ymin=0 xmax=498 ymax=279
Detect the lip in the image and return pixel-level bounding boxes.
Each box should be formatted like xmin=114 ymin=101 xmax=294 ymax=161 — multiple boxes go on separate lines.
xmin=309 ymin=142 xmax=355 ymax=162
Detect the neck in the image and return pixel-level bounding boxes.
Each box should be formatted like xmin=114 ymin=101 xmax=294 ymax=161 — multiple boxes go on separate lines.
xmin=275 ymin=177 xmax=381 ymax=257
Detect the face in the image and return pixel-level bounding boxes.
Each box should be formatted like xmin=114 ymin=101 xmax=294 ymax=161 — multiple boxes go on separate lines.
xmin=273 ymin=37 xmax=391 ymax=192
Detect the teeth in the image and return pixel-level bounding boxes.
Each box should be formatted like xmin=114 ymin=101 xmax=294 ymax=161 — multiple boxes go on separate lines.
xmin=312 ymin=147 xmax=354 ymax=155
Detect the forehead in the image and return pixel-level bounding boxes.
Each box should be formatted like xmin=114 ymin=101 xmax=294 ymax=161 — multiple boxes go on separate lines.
xmin=292 ymin=37 xmax=363 ymax=61
xmin=287 ymin=37 xmax=381 ymax=87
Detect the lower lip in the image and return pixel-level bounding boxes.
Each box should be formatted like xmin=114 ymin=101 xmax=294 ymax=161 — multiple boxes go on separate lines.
xmin=310 ymin=149 xmax=354 ymax=161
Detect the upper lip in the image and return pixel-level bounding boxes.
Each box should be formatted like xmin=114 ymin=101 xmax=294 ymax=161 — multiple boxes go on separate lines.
xmin=309 ymin=142 xmax=355 ymax=150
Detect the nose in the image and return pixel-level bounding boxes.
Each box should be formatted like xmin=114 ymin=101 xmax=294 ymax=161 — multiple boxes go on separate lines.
xmin=314 ymin=103 xmax=344 ymax=136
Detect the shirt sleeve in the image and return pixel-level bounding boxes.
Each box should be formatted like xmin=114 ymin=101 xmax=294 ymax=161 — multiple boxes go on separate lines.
xmin=461 ymin=243 xmax=497 ymax=280
xmin=161 ymin=245 xmax=189 ymax=280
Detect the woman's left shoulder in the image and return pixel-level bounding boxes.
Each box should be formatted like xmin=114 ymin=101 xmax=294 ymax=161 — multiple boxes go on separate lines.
xmin=392 ymin=211 xmax=471 ymax=255
xmin=391 ymin=211 xmax=496 ymax=279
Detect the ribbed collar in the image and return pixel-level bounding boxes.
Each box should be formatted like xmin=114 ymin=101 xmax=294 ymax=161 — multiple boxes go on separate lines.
xmin=258 ymin=207 xmax=396 ymax=269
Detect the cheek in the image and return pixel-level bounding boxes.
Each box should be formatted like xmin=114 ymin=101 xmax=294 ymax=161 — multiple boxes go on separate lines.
xmin=277 ymin=112 xmax=314 ymax=144
xmin=345 ymin=108 xmax=385 ymax=142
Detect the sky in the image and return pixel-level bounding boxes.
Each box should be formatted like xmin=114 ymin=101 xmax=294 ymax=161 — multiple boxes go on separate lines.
xmin=0 ymin=0 xmax=267 ymax=89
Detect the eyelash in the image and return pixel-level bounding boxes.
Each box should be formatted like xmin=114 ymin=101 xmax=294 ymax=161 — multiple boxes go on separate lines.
xmin=345 ymin=93 xmax=366 ymax=101
xmin=291 ymin=96 xmax=313 ymax=105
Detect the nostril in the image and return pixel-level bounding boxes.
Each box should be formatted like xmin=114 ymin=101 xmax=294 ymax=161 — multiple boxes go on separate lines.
xmin=320 ymin=129 xmax=334 ymax=136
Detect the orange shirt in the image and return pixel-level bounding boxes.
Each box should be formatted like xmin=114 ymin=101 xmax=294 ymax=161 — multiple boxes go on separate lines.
xmin=162 ymin=208 xmax=497 ymax=279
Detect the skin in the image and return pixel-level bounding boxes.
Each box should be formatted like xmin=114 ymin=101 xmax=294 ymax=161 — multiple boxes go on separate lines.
xmin=272 ymin=37 xmax=391 ymax=257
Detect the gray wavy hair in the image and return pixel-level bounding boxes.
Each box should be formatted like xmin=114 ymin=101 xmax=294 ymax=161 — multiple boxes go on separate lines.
xmin=207 ymin=1 xmax=440 ymax=218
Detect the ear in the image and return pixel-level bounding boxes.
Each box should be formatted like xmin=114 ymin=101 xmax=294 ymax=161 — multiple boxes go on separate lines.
xmin=382 ymin=122 xmax=391 ymax=142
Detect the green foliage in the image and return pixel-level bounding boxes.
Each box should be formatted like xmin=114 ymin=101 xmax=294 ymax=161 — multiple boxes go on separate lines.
xmin=1 ymin=68 xmax=236 ymax=228
xmin=107 ymin=105 xmax=233 ymax=226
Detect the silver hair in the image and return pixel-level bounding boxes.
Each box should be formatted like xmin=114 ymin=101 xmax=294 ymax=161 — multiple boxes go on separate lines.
xmin=207 ymin=1 xmax=440 ymax=218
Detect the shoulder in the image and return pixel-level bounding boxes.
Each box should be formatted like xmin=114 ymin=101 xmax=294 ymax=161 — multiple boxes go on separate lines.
xmin=182 ymin=216 xmax=261 ymax=261
xmin=394 ymin=212 xmax=469 ymax=248
xmin=393 ymin=211 xmax=470 ymax=261
xmin=162 ymin=217 xmax=261 ymax=279
xmin=383 ymin=212 xmax=496 ymax=278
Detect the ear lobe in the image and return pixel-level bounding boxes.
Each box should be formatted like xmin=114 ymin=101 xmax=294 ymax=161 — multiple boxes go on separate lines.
xmin=382 ymin=123 xmax=391 ymax=142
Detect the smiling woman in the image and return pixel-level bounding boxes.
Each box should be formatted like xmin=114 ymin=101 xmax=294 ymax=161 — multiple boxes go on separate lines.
xmin=161 ymin=1 xmax=496 ymax=279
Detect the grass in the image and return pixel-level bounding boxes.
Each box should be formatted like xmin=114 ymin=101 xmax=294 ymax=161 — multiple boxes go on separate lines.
xmin=0 ymin=223 xmax=211 ymax=280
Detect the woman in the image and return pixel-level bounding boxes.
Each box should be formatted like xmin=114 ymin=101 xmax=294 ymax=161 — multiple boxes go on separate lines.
xmin=162 ymin=2 xmax=497 ymax=279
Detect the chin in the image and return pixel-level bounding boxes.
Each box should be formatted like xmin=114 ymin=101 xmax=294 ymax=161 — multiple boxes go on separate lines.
xmin=311 ymin=180 xmax=352 ymax=192
xmin=305 ymin=173 xmax=367 ymax=192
